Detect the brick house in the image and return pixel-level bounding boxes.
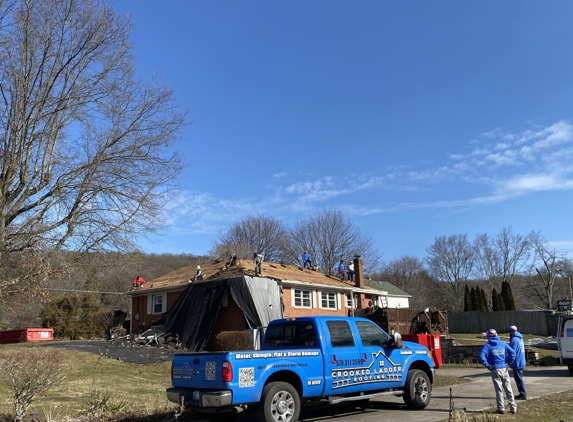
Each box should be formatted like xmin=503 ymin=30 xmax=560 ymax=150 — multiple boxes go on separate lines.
xmin=125 ymin=256 xmax=410 ymax=351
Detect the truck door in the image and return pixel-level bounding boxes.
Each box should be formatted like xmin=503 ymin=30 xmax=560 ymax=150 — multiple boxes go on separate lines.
xmin=355 ymin=320 xmax=404 ymax=391
xmin=322 ymin=319 xmax=364 ymax=395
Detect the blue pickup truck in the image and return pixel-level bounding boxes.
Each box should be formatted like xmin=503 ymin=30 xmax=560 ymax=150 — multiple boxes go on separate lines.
xmin=166 ymin=316 xmax=435 ymax=422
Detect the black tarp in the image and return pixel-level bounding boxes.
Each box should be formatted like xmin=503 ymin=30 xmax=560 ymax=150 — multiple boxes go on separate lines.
xmin=150 ymin=279 xmax=230 ymax=351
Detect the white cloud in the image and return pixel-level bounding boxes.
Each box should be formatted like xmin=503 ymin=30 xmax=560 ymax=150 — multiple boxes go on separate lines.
xmin=161 ymin=119 xmax=573 ymax=236
xmin=498 ymin=173 xmax=573 ymax=194
xmin=494 ymin=142 xmax=510 ymax=150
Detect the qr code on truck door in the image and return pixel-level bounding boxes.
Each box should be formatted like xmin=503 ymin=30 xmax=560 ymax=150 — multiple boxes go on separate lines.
xmin=239 ymin=367 xmax=255 ymax=387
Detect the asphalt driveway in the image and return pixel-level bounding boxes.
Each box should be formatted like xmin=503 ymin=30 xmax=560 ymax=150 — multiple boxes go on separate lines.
xmin=43 ymin=339 xmax=177 ymax=365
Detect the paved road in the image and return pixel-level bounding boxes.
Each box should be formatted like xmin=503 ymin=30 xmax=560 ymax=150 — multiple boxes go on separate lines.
xmin=238 ymin=366 xmax=573 ymax=422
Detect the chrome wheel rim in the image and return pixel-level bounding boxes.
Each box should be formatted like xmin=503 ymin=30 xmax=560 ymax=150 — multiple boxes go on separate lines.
xmin=414 ymin=376 xmax=429 ymax=402
xmin=270 ymin=390 xmax=295 ymax=422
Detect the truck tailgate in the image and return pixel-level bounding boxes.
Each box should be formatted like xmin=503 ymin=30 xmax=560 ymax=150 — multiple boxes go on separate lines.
xmin=172 ymin=352 xmax=229 ymax=389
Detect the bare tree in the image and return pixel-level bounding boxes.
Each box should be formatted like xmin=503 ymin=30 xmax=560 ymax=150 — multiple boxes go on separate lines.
xmin=212 ymin=214 xmax=293 ymax=262
xmin=556 ymin=258 xmax=573 ymax=303
xmin=0 ymin=348 xmax=67 ymax=421
xmin=0 ymin=0 xmax=186 ymax=303
xmin=290 ymin=209 xmax=381 ymax=275
xmin=528 ymin=231 xmax=565 ymax=310
xmin=473 ymin=227 xmax=531 ymax=309
xmin=425 ymin=234 xmax=474 ymax=311
xmin=376 ymin=255 xmax=425 ymax=294
xmin=373 ymin=255 xmax=434 ymax=308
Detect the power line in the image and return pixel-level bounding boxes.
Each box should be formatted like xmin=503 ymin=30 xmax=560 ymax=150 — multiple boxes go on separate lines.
xmin=43 ymin=288 xmax=126 ymax=295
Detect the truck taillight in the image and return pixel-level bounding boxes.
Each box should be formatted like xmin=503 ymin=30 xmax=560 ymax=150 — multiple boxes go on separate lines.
xmin=171 ymin=361 xmax=174 ymax=380
xmin=222 ymin=360 xmax=233 ymax=382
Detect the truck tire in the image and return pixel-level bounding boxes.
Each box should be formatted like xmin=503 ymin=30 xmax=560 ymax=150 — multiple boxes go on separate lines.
xmin=258 ymin=381 xmax=301 ymax=422
xmin=403 ymin=369 xmax=431 ymax=410
xmin=568 ymin=365 xmax=573 ymax=376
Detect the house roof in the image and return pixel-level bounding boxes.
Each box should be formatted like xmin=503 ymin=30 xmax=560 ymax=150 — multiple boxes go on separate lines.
xmin=129 ymin=259 xmax=380 ymax=294
xmin=364 ymin=279 xmax=412 ymax=297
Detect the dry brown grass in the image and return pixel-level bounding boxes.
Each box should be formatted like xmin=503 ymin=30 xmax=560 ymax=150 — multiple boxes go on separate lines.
xmin=0 ymin=343 xmax=175 ymax=421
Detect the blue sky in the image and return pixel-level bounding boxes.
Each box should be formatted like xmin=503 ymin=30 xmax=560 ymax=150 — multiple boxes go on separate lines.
xmin=112 ymin=1 xmax=573 ymax=263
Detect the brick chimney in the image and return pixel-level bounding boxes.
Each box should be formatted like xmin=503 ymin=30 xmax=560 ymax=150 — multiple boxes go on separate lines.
xmin=354 ymin=256 xmax=364 ymax=289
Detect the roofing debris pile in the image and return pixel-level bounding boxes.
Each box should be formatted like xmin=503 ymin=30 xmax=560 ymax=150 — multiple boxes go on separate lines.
xmin=110 ymin=328 xmax=185 ymax=350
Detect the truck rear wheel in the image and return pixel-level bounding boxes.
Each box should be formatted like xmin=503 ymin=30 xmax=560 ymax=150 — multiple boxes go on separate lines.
xmin=258 ymin=381 xmax=300 ymax=422
xmin=403 ymin=369 xmax=431 ymax=410
xmin=568 ymin=365 xmax=573 ymax=376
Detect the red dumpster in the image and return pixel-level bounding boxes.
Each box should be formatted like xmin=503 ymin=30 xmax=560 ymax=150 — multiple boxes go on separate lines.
xmin=0 ymin=328 xmax=54 ymax=344
xmin=402 ymin=333 xmax=443 ymax=368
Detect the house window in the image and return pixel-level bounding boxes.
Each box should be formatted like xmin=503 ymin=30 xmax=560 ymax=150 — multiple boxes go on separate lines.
xmin=147 ymin=293 xmax=166 ymax=315
xmin=293 ymin=289 xmax=312 ymax=308
xmin=153 ymin=294 xmax=163 ymax=313
xmin=320 ymin=292 xmax=337 ymax=309
xmin=345 ymin=293 xmax=355 ymax=308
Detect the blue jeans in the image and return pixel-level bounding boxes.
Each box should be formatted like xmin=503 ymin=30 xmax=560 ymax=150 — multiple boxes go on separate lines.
xmin=512 ymin=368 xmax=526 ymax=397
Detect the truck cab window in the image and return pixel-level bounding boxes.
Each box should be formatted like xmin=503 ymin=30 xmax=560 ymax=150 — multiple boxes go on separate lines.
xmin=326 ymin=320 xmax=355 ymax=348
xmin=356 ymin=321 xmax=389 ymax=348
xmin=264 ymin=321 xmax=317 ymax=347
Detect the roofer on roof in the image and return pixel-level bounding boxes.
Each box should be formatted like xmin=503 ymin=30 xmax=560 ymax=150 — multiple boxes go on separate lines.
xmin=302 ymin=250 xmax=312 ymax=268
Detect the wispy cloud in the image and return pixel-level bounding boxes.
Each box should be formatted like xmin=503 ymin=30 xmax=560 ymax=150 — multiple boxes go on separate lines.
xmin=163 ymin=119 xmax=573 ymax=237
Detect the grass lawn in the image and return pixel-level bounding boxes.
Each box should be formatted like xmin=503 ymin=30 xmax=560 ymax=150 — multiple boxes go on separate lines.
xmin=0 ymin=343 xmax=176 ymax=421
xmin=443 ymin=333 xmax=561 ymax=367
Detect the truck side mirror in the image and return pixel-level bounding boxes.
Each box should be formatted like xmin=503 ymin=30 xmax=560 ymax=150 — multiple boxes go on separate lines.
xmin=393 ymin=332 xmax=402 ymax=349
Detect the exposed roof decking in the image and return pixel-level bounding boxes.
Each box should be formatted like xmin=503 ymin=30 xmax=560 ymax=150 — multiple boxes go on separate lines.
xmin=131 ymin=258 xmax=372 ymax=292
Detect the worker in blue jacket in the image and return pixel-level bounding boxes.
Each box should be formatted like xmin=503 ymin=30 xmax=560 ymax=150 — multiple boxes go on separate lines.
xmin=479 ymin=328 xmax=517 ymax=415
xmin=509 ymin=325 xmax=527 ymax=400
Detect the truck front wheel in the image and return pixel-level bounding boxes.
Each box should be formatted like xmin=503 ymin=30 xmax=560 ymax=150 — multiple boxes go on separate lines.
xmin=403 ymin=369 xmax=431 ymax=410
xmin=568 ymin=365 xmax=573 ymax=376
xmin=258 ymin=381 xmax=301 ymax=422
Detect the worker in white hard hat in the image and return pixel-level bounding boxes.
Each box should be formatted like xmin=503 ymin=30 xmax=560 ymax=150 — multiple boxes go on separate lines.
xmin=190 ymin=265 xmax=203 ymax=282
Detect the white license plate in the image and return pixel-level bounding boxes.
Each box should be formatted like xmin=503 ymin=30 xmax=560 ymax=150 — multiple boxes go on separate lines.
xmin=193 ymin=391 xmax=200 ymax=401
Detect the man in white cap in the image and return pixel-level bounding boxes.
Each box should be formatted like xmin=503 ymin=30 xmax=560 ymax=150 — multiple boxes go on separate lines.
xmin=509 ymin=325 xmax=527 ymax=400
xmin=190 ymin=265 xmax=203 ymax=282
xmin=478 ymin=328 xmax=517 ymax=415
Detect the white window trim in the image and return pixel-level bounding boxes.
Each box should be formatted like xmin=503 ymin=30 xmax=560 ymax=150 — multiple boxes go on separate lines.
xmin=292 ymin=288 xmax=313 ymax=309
xmin=147 ymin=293 xmax=167 ymax=315
xmin=319 ymin=291 xmax=338 ymax=310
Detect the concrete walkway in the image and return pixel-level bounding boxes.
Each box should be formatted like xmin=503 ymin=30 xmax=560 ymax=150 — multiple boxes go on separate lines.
xmin=295 ymin=366 xmax=573 ymax=422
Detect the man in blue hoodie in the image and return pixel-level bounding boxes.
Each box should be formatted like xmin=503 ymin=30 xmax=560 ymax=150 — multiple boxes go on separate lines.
xmin=509 ymin=325 xmax=527 ymax=400
xmin=479 ymin=328 xmax=517 ymax=415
